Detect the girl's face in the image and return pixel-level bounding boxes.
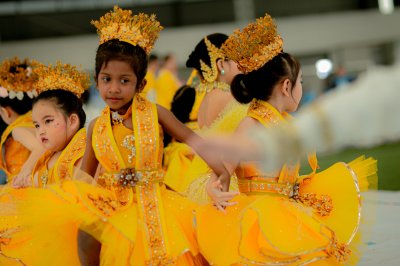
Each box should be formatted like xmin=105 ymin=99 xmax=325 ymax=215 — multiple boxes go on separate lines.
xmin=97 ymin=60 xmax=140 ymax=114
xmin=32 ymin=100 xmax=70 ymax=152
xmin=288 ymin=70 xmax=303 ymax=112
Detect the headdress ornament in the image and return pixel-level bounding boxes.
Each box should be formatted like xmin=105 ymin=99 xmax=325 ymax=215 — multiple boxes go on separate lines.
xmin=34 ymin=62 xmax=90 ymax=98
xmin=91 ymin=6 xmax=163 ymax=55
xmin=0 ymin=57 xmax=41 ymax=100
xmin=200 ymin=37 xmax=226 ymax=83
xmin=222 ymin=14 xmax=283 ymax=74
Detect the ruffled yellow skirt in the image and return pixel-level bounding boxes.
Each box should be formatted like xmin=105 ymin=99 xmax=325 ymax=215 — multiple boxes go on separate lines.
xmin=0 ymin=181 xmax=205 ymax=266
xmin=195 ymin=157 xmax=377 ymax=265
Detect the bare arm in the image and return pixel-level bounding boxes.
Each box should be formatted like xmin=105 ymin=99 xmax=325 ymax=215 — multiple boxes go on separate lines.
xmin=205 ymin=118 xmax=258 ymax=210
xmin=157 ymin=104 xmax=230 ymax=179
xmin=12 ymin=127 xmax=46 ymax=188
xmin=80 ymin=118 xmax=99 ymax=177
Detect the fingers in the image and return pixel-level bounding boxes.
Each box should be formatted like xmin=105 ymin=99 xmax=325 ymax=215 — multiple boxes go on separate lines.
xmin=11 ymin=175 xmax=31 ymax=188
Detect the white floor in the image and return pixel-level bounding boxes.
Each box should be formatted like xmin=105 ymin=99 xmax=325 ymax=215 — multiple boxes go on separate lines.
xmin=359 ymin=191 xmax=400 ymax=265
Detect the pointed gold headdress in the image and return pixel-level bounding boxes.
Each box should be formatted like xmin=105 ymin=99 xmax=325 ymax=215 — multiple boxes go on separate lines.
xmin=91 ymin=6 xmax=163 ymax=55
xmin=0 ymin=57 xmax=41 ymax=100
xmin=222 ymin=14 xmax=283 ymax=74
xmin=34 ymin=62 xmax=90 ymax=98
xmin=199 ymin=37 xmax=226 ymax=83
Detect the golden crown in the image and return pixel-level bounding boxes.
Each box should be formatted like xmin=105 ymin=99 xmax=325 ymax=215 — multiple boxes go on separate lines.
xmin=0 ymin=57 xmax=41 ymax=100
xmin=199 ymin=37 xmax=226 ymax=83
xmin=91 ymin=6 xmax=163 ymax=55
xmin=222 ymin=14 xmax=283 ymax=74
xmin=34 ymin=62 xmax=90 ymax=98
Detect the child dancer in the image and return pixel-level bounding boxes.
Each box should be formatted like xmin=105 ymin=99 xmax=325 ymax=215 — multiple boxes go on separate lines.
xmin=163 ymin=33 xmax=245 ymax=202
xmin=195 ymin=14 xmax=377 ymax=265
xmin=73 ymin=6 xmax=229 ymax=265
xmin=0 ymin=57 xmax=45 ymax=186
xmin=30 ymin=62 xmax=88 ymax=187
xmin=0 ymin=62 xmax=89 ymax=265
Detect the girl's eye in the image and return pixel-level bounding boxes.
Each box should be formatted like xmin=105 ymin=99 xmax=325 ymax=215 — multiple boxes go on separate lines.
xmin=34 ymin=124 xmax=39 ymax=129
xmin=102 ymin=77 xmax=110 ymax=82
xmin=120 ymin=79 xmax=129 ymax=84
xmin=45 ymin=119 xmax=53 ymax=124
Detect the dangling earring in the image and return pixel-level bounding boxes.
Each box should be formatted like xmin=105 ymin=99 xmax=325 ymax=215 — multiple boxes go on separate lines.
xmin=220 ymin=69 xmax=225 ymax=75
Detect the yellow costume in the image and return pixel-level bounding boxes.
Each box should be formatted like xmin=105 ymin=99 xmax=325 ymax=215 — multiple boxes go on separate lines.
xmin=0 ymin=95 xmax=204 ymax=265
xmin=33 ymin=128 xmax=86 ymax=187
xmin=164 ymin=98 xmax=248 ymax=203
xmin=0 ymin=128 xmax=86 ymax=266
xmin=155 ymin=69 xmax=180 ymax=110
xmin=195 ymin=99 xmax=377 ymax=265
xmin=0 ymin=112 xmax=33 ymax=182
xmin=74 ymin=95 xmax=204 ymax=265
xmin=0 ymin=62 xmax=90 ymax=265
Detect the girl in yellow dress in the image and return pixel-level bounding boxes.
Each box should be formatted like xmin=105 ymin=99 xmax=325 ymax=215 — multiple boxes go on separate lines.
xmin=30 ymin=63 xmax=88 ymax=187
xmin=0 ymin=58 xmax=45 ymax=186
xmin=0 ymin=62 xmax=89 ymax=265
xmin=68 ymin=6 xmax=229 ymax=265
xmin=195 ymin=14 xmax=377 ymax=265
xmin=163 ymin=33 xmax=246 ymax=202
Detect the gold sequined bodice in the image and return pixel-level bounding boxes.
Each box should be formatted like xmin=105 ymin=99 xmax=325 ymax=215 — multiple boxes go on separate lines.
xmin=112 ymin=123 xmax=137 ymax=169
xmin=237 ymin=99 xmax=298 ymax=196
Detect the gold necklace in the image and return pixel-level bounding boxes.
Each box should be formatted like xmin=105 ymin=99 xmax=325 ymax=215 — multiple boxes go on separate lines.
xmin=197 ymin=81 xmax=231 ymax=93
xmin=111 ymin=106 xmax=132 ymax=125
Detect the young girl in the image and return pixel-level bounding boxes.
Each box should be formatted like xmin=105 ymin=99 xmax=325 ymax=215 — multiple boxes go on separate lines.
xmin=71 ymin=6 xmax=229 ymax=265
xmin=0 ymin=57 xmax=45 ymax=186
xmin=30 ymin=63 xmax=88 ymax=187
xmin=194 ymin=14 xmax=377 ymax=265
xmin=0 ymin=62 xmax=89 ymax=265
xmin=163 ymin=33 xmax=245 ymax=202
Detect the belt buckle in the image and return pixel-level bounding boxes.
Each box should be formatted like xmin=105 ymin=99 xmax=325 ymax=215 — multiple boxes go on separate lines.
xmin=117 ymin=168 xmax=139 ymax=187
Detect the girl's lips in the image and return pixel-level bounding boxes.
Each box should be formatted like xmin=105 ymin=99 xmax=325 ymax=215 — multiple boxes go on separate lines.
xmin=108 ymin=97 xmax=121 ymax=101
xmin=41 ymin=138 xmax=48 ymax=143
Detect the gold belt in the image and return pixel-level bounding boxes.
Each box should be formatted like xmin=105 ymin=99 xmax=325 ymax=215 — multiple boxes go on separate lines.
xmin=238 ymin=178 xmax=294 ymax=197
xmin=99 ymin=168 xmax=164 ymax=188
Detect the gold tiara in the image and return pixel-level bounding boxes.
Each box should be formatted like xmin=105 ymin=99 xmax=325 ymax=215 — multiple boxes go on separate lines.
xmin=34 ymin=62 xmax=90 ymax=98
xmin=199 ymin=37 xmax=226 ymax=83
xmin=91 ymin=6 xmax=163 ymax=55
xmin=0 ymin=57 xmax=41 ymax=100
xmin=222 ymin=14 xmax=283 ymax=74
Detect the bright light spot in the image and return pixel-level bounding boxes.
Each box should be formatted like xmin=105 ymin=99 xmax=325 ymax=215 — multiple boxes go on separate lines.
xmin=379 ymin=0 xmax=394 ymax=15
xmin=315 ymin=59 xmax=333 ymax=79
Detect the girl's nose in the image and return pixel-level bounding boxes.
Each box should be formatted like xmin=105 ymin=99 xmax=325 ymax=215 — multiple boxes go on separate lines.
xmin=109 ymin=81 xmax=121 ymax=93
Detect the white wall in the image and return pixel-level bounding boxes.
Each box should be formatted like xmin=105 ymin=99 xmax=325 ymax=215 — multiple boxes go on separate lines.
xmin=1 ymin=9 xmax=400 ymax=70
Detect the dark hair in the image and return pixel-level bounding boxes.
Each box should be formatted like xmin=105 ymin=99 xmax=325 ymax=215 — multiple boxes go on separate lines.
xmin=231 ymin=52 xmax=301 ymax=104
xmin=164 ymin=85 xmax=196 ymax=147
xmin=95 ymin=39 xmax=148 ymax=88
xmin=186 ymin=33 xmax=228 ymax=80
xmin=32 ymin=89 xmax=86 ymax=129
xmin=0 ymin=63 xmax=34 ymax=115
xmin=171 ymin=85 xmax=196 ymax=124
xmin=149 ymin=54 xmax=158 ymax=63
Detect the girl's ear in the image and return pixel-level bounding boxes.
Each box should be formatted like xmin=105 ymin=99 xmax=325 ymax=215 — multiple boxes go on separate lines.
xmin=281 ymin=78 xmax=292 ymax=97
xmin=216 ymin=58 xmax=224 ymax=72
xmin=0 ymin=106 xmax=12 ymax=119
xmin=137 ymin=79 xmax=147 ymax=93
xmin=68 ymin=113 xmax=80 ymax=131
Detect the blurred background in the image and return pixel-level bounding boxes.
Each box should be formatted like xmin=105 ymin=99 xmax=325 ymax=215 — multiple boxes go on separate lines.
xmin=0 ymin=0 xmax=399 ymax=189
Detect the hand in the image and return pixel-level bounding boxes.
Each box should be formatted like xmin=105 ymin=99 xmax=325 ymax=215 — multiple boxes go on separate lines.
xmin=206 ymin=178 xmax=239 ymax=213
xmin=12 ymin=171 xmax=32 ymax=188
